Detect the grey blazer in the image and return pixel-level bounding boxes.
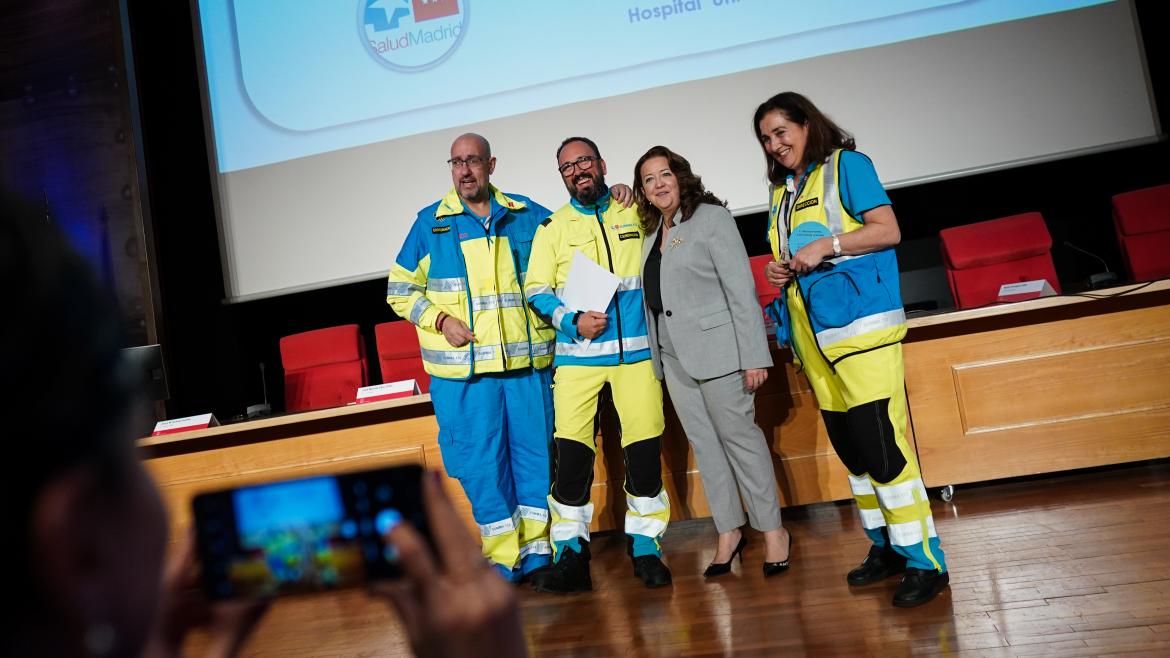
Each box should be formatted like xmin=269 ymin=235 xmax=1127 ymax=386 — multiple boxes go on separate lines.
xmin=642 ymin=203 xmax=773 ymax=381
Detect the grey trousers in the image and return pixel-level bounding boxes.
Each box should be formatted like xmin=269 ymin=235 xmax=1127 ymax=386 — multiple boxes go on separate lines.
xmin=658 ymin=316 xmax=783 ymax=534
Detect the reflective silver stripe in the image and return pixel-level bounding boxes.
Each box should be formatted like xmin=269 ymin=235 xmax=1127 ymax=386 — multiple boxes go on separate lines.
xmin=858 ymin=507 xmax=887 ymax=530
xmin=470 ymin=293 xmax=525 ymax=312
xmin=386 ymin=280 xmax=423 ymax=297
xmin=503 ymin=341 xmax=531 ymax=358
xmin=549 ymin=499 xmax=593 ymax=523
xmin=472 ymin=345 xmax=499 ymax=361
xmin=623 ymin=336 xmax=650 ymax=352
xmin=531 ymin=340 xmax=554 ymax=357
xmin=549 ymin=499 xmax=593 ymax=544
xmin=874 ymin=479 xmax=929 ymax=511
xmin=552 ymin=306 xmax=570 ymax=329
xmin=888 ymin=517 xmax=937 ymax=547
xmin=518 ymin=540 xmax=552 ymax=558
xmin=625 ymin=515 xmax=668 ymax=538
xmin=408 ymin=296 xmax=432 ymax=325
xmin=626 ymin=489 xmax=669 ymax=516
xmin=428 ymin=277 xmax=466 ymax=293
xmin=526 ymin=284 xmax=553 ymax=297
xmin=617 ymin=275 xmax=642 ymax=292
xmin=848 ymin=474 xmax=875 ymax=497
xmin=769 ymin=183 xmax=788 ymax=259
xmin=815 ymin=309 xmax=906 ymax=346
xmin=517 ymin=505 xmax=550 ymax=523
xmin=823 ymin=152 xmax=844 ymax=235
xmin=478 ymin=509 xmax=521 ymax=538
xmin=498 ymin=292 xmax=524 ymax=308
xmin=554 ymin=335 xmax=650 ymax=357
xmin=551 ymin=524 xmax=590 ymax=543
xmin=420 ymin=344 xmax=500 ymax=365
xmin=555 ymin=287 xmax=565 ymax=298
xmin=420 ymin=346 xmax=471 ymax=365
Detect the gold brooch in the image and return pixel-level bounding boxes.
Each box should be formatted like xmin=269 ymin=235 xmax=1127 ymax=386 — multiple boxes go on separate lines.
xmin=670 ymin=236 xmax=682 ymax=247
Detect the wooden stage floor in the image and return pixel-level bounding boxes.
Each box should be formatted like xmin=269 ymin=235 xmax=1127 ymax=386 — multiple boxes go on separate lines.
xmin=189 ymin=459 xmax=1170 ymax=657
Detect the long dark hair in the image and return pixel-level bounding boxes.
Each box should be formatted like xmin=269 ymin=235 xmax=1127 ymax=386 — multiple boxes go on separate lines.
xmin=632 ymin=145 xmax=725 ymax=233
xmin=752 ymin=91 xmax=856 ymax=185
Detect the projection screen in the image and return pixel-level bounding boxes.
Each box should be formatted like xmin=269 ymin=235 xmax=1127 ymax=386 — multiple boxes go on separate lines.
xmin=191 ymin=0 xmax=1159 ymax=301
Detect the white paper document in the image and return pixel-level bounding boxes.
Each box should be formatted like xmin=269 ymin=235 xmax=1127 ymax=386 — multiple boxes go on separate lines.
xmin=562 ymin=250 xmax=620 ymax=313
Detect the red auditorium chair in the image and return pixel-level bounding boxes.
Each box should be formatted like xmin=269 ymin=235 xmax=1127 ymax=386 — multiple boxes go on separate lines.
xmin=279 ymin=324 xmax=369 ymax=411
xmin=374 ymin=321 xmax=430 ymax=394
xmin=939 ymin=212 xmax=1061 ymax=310
xmin=1112 ymin=183 xmax=1170 ymax=282
xmin=749 ymin=254 xmax=780 ymax=309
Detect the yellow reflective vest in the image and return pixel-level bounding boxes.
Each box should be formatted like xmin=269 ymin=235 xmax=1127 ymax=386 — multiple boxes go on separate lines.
xmin=387 ymin=187 xmax=555 ymax=380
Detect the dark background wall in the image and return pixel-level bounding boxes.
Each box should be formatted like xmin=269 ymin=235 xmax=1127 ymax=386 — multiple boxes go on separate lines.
xmin=25 ymin=1 xmax=1170 ymax=421
xmin=1 ymin=0 xmax=158 ymax=349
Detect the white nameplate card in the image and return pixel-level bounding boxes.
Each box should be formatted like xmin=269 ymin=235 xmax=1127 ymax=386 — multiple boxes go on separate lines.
xmin=152 ymin=413 xmax=219 ymax=436
xmin=356 ymin=380 xmax=421 ymax=404
xmin=997 ymin=279 xmax=1057 ymax=304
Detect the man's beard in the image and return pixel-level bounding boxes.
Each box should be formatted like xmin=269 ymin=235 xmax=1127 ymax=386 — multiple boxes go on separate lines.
xmin=567 ymin=172 xmax=605 ymax=206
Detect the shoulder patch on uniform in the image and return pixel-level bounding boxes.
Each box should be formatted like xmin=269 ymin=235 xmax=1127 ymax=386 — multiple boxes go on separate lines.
xmin=432 ymin=225 xmax=451 ymax=233
xmin=540 ymin=217 xmax=552 ymax=226
xmin=794 ymin=198 xmax=819 ymax=212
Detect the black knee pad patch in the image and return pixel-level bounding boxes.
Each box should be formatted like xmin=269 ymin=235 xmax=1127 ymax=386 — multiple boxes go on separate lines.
xmin=846 ymin=399 xmax=907 ymax=484
xmin=622 ymin=436 xmax=663 ymax=498
xmin=551 ymin=438 xmax=595 ymax=506
xmin=822 ymin=410 xmax=867 ymax=476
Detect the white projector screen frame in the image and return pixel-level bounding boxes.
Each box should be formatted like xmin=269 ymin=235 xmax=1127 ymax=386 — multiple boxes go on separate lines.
xmin=195 ymin=1 xmax=1159 ymax=302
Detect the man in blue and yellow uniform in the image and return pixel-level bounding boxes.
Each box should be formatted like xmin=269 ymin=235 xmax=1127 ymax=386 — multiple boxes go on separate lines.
xmin=525 ymin=137 xmax=672 ymax=592
xmin=386 ymin=133 xmax=557 ymax=583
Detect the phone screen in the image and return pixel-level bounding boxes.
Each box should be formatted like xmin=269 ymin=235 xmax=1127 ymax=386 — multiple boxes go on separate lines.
xmin=192 ymin=463 xmax=427 ymax=599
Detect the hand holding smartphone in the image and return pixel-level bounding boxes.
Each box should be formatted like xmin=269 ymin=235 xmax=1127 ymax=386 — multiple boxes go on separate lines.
xmin=192 ymin=464 xmax=430 ymax=600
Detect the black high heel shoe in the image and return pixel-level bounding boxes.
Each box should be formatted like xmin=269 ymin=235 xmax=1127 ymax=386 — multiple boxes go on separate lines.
xmin=763 ymin=530 xmax=792 ymax=578
xmin=703 ymin=534 xmax=747 ymax=578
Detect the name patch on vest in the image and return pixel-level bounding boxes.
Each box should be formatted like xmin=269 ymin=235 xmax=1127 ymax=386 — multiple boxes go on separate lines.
xmin=431 ymin=225 xmax=451 ymax=234
xmin=794 ymin=198 xmax=819 ymax=212
xmin=618 ymin=231 xmax=639 ymax=241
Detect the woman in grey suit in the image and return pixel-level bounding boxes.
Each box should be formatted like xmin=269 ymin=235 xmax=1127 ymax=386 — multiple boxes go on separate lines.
xmin=633 ymin=145 xmax=791 ymax=577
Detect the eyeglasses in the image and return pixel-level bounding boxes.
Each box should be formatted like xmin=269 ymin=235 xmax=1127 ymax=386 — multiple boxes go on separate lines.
xmin=558 ymin=155 xmax=599 ymax=176
xmin=447 ymin=156 xmax=486 ymax=170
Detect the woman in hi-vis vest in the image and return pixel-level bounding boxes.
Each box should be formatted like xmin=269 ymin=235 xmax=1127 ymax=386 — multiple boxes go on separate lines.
xmin=754 ymin=92 xmax=949 ymax=608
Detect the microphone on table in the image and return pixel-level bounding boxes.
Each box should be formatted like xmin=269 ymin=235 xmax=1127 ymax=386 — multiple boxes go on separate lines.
xmin=1063 ymin=240 xmax=1119 ymax=290
xmin=246 ymin=362 xmax=272 ymax=419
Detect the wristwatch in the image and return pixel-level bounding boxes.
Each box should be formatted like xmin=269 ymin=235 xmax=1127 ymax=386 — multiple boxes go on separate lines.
xmin=571 ymin=312 xmax=580 ymax=326
xmin=831 ymin=234 xmax=842 ymax=257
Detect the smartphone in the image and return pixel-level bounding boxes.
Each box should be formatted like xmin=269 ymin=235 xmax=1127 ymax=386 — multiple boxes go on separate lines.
xmin=192 ymin=463 xmax=428 ymax=599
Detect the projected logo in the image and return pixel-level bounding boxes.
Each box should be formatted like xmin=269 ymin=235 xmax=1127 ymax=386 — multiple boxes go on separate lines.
xmin=361 ymin=0 xmax=467 ymax=72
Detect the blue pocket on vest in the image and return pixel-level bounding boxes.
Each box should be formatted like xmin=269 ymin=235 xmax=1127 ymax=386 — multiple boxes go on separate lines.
xmin=804 ymin=271 xmax=862 ymax=329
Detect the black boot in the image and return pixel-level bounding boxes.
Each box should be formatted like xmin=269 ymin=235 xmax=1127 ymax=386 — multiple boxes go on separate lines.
xmin=625 ymin=535 xmax=671 ymax=588
xmin=847 ymin=542 xmax=907 ymax=586
xmin=632 ymin=554 xmax=672 ymax=588
xmin=531 ymin=542 xmax=592 ymax=594
xmin=892 ymin=568 xmax=949 ymax=607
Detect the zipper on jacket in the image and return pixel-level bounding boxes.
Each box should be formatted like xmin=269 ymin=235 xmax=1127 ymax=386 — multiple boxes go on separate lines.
xmin=595 ymin=208 xmax=624 ymax=363
xmin=450 ymin=219 xmax=476 ymax=378
xmin=482 ymin=211 xmax=509 ymax=371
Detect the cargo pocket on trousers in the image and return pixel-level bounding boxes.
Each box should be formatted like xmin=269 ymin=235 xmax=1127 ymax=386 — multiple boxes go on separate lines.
xmin=435 ymin=421 xmax=472 ymax=479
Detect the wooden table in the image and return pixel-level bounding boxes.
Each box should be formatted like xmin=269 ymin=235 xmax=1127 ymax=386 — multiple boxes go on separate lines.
xmin=903 ymin=280 xmax=1170 ymax=493
xmin=139 ymin=352 xmax=852 ymax=541
xmin=140 ymin=281 xmax=1170 ymax=537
